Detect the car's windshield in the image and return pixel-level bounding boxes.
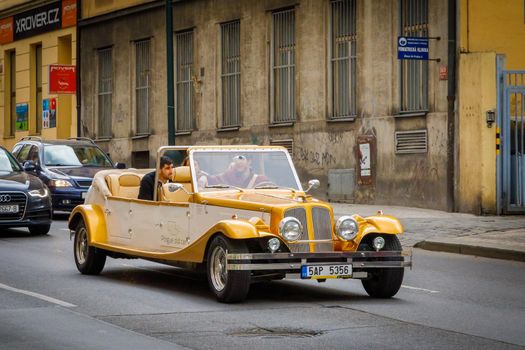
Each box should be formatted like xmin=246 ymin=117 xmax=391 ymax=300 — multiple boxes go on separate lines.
xmin=0 ymin=148 xmax=22 ymax=172
xmin=192 ymin=150 xmax=301 ymax=192
xmin=43 ymin=145 xmax=112 ymax=167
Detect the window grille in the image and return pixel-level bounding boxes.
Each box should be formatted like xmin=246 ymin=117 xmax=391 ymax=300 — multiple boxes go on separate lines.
xmin=395 ymin=130 xmax=428 ymax=154
xmin=270 ymin=139 xmax=294 ymax=157
xmin=330 ymin=0 xmax=357 ymax=119
xmin=271 ymin=9 xmax=296 ymax=123
xmin=35 ymin=45 xmax=42 ymax=134
xmin=400 ymin=0 xmax=428 ymax=113
xmin=176 ymin=30 xmax=194 ymax=132
xmin=135 ymin=39 xmax=150 ymax=135
xmin=97 ymin=47 xmax=112 ymax=138
xmin=220 ymin=20 xmax=241 ymax=128
xmin=9 ymin=51 xmax=16 ymax=136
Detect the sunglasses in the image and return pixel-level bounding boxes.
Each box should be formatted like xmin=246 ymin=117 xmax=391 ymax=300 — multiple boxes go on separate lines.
xmin=232 ymin=155 xmax=247 ymax=161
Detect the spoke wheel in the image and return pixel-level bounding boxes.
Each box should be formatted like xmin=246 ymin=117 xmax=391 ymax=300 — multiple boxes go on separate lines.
xmin=74 ymin=220 xmax=106 ymax=275
xmin=207 ymin=235 xmax=250 ymax=303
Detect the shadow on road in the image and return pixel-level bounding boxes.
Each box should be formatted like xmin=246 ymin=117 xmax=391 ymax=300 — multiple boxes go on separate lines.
xmin=0 ymin=227 xmax=39 ymax=238
xmin=52 ymin=212 xmax=70 ymax=221
xmin=95 ymin=264 xmax=387 ymax=304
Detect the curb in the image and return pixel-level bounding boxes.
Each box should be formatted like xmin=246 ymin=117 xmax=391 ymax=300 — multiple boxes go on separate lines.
xmin=414 ymin=241 xmax=525 ymax=263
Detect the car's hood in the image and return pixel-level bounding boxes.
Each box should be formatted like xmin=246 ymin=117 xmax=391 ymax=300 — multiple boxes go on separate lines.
xmin=0 ymin=171 xmax=41 ymax=190
xmin=198 ymin=191 xmax=315 ymax=210
xmin=49 ymin=166 xmax=110 ymax=179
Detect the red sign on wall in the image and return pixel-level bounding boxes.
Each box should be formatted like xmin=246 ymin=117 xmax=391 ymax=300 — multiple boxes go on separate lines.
xmin=49 ymin=64 xmax=76 ymax=94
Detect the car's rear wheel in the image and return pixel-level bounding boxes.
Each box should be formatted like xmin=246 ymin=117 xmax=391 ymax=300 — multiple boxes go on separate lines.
xmin=28 ymin=224 xmax=50 ymax=235
xmin=361 ymin=235 xmax=404 ymax=298
xmin=74 ymin=220 xmax=106 ymax=275
xmin=207 ymin=235 xmax=250 ymax=303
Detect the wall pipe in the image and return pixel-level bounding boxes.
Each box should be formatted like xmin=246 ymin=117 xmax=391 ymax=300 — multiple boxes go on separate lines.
xmin=447 ymin=0 xmax=457 ymax=212
xmin=166 ymin=0 xmax=175 ymax=145
xmin=76 ymin=0 xmax=82 ymax=137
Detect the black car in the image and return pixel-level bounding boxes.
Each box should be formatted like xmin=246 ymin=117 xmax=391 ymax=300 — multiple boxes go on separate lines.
xmin=0 ymin=146 xmax=52 ymax=235
xmin=12 ymin=137 xmax=124 ymax=212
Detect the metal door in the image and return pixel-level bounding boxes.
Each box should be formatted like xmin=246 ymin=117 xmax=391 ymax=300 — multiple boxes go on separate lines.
xmin=500 ymin=67 xmax=525 ymax=213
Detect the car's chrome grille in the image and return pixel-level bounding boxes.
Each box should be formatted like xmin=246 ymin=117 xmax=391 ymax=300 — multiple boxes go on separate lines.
xmin=311 ymin=206 xmax=333 ymax=252
xmin=0 ymin=192 xmax=27 ymax=221
xmin=284 ymin=206 xmax=333 ymax=252
xmin=76 ymin=180 xmax=93 ymax=188
xmin=284 ymin=207 xmax=309 ymax=252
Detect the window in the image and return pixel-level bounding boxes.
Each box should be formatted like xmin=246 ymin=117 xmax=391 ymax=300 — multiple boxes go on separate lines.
xmin=35 ymin=45 xmax=42 ymax=134
xmin=220 ymin=20 xmax=241 ymax=128
xmin=97 ymin=47 xmax=113 ymax=138
xmin=134 ymin=39 xmax=151 ymax=135
xmin=8 ymin=51 xmax=16 ymax=136
xmin=400 ymin=0 xmax=428 ymax=113
xmin=15 ymin=144 xmax=32 ymax=162
xmin=271 ymin=9 xmax=296 ymax=123
xmin=329 ymin=0 xmax=357 ymax=120
xmin=175 ymin=30 xmax=194 ymax=132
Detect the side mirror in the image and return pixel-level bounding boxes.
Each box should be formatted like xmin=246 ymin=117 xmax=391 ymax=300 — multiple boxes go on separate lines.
xmin=305 ymin=179 xmax=320 ymax=193
xmin=115 ymin=162 xmax=126 ymax=169
xmin=23 ymin=160 xmax=37 ymax=172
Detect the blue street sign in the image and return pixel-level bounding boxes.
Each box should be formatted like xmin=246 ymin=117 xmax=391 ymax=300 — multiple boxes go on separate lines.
xmin=397 ymin=36 xmax=429 ymax=60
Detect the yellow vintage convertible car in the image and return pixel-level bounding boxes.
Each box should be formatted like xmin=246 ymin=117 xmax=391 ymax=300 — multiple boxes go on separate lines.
xmin=69 ymin=146 xmax=412 ymax=303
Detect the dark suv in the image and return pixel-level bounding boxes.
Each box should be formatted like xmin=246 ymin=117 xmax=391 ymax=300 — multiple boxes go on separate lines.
xmin=12 ymin=137 xmax=124 ymax=212
xmin=0 ymin=146 xmax=52 ymax=235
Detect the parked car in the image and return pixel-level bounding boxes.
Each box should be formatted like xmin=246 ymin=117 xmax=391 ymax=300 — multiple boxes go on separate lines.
xmin=69 ymin=145 xmax=412 ymax=303
xmin=12 ymin=137 xmax=125 ymax=213
xmin=0 ymin=145 xmax=52 ymax=235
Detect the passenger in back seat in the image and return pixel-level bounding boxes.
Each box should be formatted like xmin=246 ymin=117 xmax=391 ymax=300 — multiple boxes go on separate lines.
xmin=138 ymin=156 xmax=174 ymax=201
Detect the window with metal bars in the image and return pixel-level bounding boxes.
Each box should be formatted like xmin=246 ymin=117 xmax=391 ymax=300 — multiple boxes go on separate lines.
xmin=400 ymin=0 xmax=428 ymax=114
xmin=35 ymin=45 xmax=42 ymax=134
xmin=271 ymin=9 xmax=296 ymax=124
xmin=135 ymin=39 xmax=151 ymax=135
xmin=175 ymin=30 xmax=194 ymax=132
xmin=329 ymin=0 xmax=357 ymax=120
xmin=8 ymin=51 xmax=16 ymax=136
xmin=97 ymin=47 xmax=112 ymax=138
xmin=220 ymin=20 xmax=241 ymax=128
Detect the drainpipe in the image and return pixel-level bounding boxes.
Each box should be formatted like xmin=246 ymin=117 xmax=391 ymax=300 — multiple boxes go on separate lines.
xmin=76 ymin=0 xmax=82 ymax=137
xmin=447 ymin=0 xmax=457 ymax=212
xmin=166 ymin=0 xmax=175 ymax=145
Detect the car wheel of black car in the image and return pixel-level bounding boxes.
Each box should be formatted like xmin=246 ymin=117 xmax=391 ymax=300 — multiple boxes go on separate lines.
xmin=28 ymin=224 xmax=51 ymax=235
xmin=361 ymin=235 xmax=404 ymax=298
xmin=74 ymin=220 xmax=106 ymax=275
xmin=207 ymin=235 xmax=250 ymax=303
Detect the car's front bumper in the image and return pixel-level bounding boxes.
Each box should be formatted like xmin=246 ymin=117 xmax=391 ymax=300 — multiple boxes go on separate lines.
xmin=226 ymin=250 xmax=412 ymax=279
xmin=50 ymin=187 xmax=88 ymax=211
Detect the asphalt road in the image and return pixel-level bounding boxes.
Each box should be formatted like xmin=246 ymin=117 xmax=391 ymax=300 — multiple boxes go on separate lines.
xmin=1 ymin=217 xmax=524 ymax=350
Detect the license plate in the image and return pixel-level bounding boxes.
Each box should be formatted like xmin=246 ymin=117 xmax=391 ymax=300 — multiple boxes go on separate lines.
xmin=0 ymin=205 xmax=19 ymax=214
xmin=301 ymin=264 xmax=352 ymax=279
xmin=81 ymin=192 xmax=87 ymax=199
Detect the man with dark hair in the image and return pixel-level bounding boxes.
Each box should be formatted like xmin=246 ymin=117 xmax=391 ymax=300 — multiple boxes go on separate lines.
xmin=138 ymin=156 xmax=174 ymax=201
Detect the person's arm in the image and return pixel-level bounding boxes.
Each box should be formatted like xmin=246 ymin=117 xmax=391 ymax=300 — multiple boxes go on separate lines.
xmin=138 ymin=173 xmax=154 ymax=200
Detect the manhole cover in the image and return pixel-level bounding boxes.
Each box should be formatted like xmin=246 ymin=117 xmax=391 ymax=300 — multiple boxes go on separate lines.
xmin=229 ymin=327 xmax=322 ymax=339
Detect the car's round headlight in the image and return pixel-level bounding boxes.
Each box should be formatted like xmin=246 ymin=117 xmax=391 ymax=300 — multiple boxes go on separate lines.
xmin=267 ymin=238 xmax=281 ymax=253
xmin=335 ymin=216 xmax=359 ymax=241
xmin=373 ymin=236 xmax=386 ymax=251
xmin=279 ymin=217 xmax=303 ymax=242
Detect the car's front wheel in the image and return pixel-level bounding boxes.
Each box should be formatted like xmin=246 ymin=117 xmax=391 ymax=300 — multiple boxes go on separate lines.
xmin=74 ymin=220 xmax=106 ymax=275
xmin=361 ymin=235 xmax=404 ymax=298
xmin=207 ymin=235 xmax=250 ymax=303
xmin=28 ymin=224 xmax=50 ymax=235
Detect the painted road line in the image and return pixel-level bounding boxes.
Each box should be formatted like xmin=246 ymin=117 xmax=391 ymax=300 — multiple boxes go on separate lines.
xmin=401 ymin=285 xmax=440 ymax=294
xmin=0 ymin=282 xmax=77 ymax=308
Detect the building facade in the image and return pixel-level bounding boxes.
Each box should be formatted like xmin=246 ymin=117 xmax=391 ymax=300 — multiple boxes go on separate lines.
xmin=80 ymin=0 xmax=453 ymax=210
xmin=0 ymin=0 xmax=78 ymax=149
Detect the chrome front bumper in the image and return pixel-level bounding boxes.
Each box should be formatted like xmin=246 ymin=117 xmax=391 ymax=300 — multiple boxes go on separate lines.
xmin=227 ymin=250 xmax=412 ymax=278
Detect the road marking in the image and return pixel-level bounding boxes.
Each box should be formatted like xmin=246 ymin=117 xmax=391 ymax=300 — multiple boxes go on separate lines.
xmin=401 ymin=284 xmax=440 ymax=294
xmin=0 ymin=282 xmax=77 ymax=308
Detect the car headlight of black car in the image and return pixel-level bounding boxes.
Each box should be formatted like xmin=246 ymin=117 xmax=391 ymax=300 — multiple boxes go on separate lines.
xmin=48 ymin=179 xmax=73 ymax=187
xmin=28 ymin=188 xmax=49 ymax=198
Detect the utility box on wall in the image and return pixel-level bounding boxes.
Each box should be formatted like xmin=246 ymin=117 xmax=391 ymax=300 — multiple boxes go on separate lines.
xmin=328 ymin=169 xmax=355 ymax=202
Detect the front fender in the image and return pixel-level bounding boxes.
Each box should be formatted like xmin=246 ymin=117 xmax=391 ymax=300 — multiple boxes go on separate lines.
xmin=361 ymin=215 xmax=404 ymax=235
xmin=68 ymin=204 xmax=108 ymax=244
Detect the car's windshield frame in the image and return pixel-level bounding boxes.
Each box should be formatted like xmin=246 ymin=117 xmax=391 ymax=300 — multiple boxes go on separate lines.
xmin=189 ymin=148 xmax=303 ymax=193
xmin=0 ymin=147 xmax=23 ymax=172
xmin=43 ymin=144 xmax=113 ymax=167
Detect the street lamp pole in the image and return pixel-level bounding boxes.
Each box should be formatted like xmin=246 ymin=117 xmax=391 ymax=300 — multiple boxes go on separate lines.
xmin=166 ymin=0 xmax=175 ymax=145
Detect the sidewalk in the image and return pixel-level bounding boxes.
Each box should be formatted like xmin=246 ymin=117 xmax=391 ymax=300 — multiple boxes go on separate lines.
xmin=330 ymin=203 xmax=525 ymax=262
